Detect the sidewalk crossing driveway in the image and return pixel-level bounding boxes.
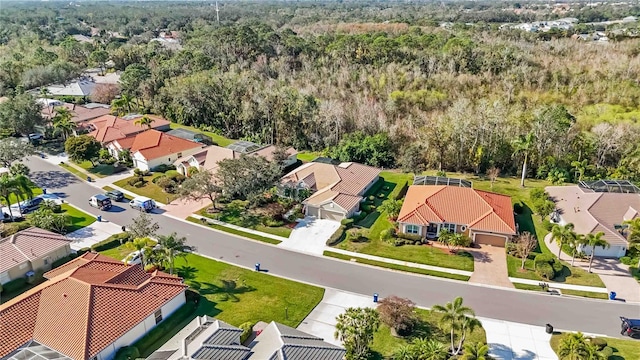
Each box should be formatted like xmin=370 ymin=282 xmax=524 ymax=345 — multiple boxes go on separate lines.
xmin=279 ymin=217 xmax=340 ymax=255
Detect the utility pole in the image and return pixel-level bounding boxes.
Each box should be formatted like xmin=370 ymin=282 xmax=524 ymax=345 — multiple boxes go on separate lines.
xmin=215 ymin=1 xmax=220 ymax=25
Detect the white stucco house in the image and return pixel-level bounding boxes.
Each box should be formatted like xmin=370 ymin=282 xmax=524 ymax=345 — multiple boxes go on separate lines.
xmin=0 ymin=252 xmax=187 ymax=360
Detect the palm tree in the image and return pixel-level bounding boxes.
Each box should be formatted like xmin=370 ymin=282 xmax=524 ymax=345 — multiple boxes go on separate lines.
xmin=583 ymin=232 xmax=609 ymax=273
xmin=624 ymin=218 xmax=640 ymax=268
xmin=128 ymin=237 xmax=150 ymax=267
xmin=558 ymin=332 xmax=587 ymax=360
xmin=571 ymin=159 xmax=593 ymax=182
xmin=157 ymin=232 xmax=189 ymax=274
xmin=511 ymin=132 xmax=536 ymax=187
xmin=110 ymin=94 xmax=135 ymax=116
xmin=432 ymin=296 xmax=475 ymax=354
xmin=550 ymin=223 xmax=577 ymax=260
xmin=412 ymin=338 xmax=449 ymax=360
xmin=460 ymin=342 xmax=490 ymax=360
xmin=454 ymin=316 xmax=482 ymax=354
xmin=134 ymin=115 xmax=154 ymax=129
xmin=583 ymin=343 xmax=606 ymax=360
xmin=52 ymin=107 xmax=77 ymax=140
xmin=569 ymin=234 xmax=586 ymax=267
xmin=0 ymin=174 xmax=22 ymax=221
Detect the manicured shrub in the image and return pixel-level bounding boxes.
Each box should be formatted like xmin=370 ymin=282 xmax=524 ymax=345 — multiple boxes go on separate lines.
xmin=152 ymin=164 xmax=176 ymax=173
xmin=326 ymin=225 xmax=346 ymax=246
xmin=346 ymin=228 xmax=369 ymax=242
xmin=380 ymin=228 xmax=396 ymax=242
xmin=115 ymin=346 xmax=140 ymax=360
xmin=513 ymin=203 xmax=524 ymax=214
xmin=377 ymin=193 xmax=385 ymax=198
xmin=542 ymin=219 xmax=554 ymax=231
xmin=341 ymin=218 xmax=354 ymax=229
xmin=239 ymin=322 xmax=254 ymax=344
xmin=551 ymin=259 xmax=564 ymax=273
xmin=128 ymin=176 xmax=144 ymax=186
xmin=1 ymin=277 xmax=27 ymax=294
xmin=361 ymin=203 xmax=372 ymax=213
xmin=152 ymin=175 xmax=166 ymax=184
xmin=397 ymin=232 xmax=423 ymax=242
xmin=534 ymin=253 xmax=554 ymax=265
xmin=134 ymin=181 xmax=145 ymax=188
xmin=395 ymin=180 xmax=409 ymax=200
xmin=589 ymin=337 xmax=607 ymax=351
xmin=263 ymin=218 xmax=284 ymax=227
xmin=535 ymin=263 xmax=555 ymax=280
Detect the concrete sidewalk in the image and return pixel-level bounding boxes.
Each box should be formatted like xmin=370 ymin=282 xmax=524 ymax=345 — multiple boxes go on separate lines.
xmin=509 ymin=278 xmax=609 ymax=293
xmin=326 ymin=248 xmax=474 ymax=276
xmin=66 ymin=220 xmax=123 ymax=250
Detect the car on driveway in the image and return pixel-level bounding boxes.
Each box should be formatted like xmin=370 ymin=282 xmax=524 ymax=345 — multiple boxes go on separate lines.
xmin=11 ymin=197 xmax=44 ymax=213
xmin=38 ymin=194 xmax=64 ymax=204
xmin=123 ymin=250 xmax=142 ymax=265
xmin=28 ymin=133 xmax=44 ymax=141
xmin=620 ymin=317 xmax=640 ymax=338
xmin=105 ymin=190 xmax=125 ymax=202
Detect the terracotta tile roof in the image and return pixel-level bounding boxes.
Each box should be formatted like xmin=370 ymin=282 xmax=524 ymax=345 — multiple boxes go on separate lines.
xmin=251 ymin=146 xmax=298 ymax=162
xmin=281 ymin=162 xmax=380 ymax=212
xmin=118 ymin=130 xmax=202 ymax=161
xmin=42 ymin=103 xmax=110 ymax=123
xmin=87 ymin=115 xmax=171 ymax=143
xmin=546 ymin=186 xmax=638 ymax=247
xmin=398 ymin=186 xmax=517 ymax=235
xmin=0 ymin=227 xmax=71 ymax=274
xmin=0 ymin=252 xmax=187 ymax=360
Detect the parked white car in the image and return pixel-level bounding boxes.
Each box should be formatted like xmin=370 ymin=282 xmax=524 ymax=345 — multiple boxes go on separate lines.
xmin=123 ymin=251 xmax=142 ymax=265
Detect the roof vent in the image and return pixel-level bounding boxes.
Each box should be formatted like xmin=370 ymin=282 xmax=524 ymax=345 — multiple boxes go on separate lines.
xmin=63 ymin=293 xmax=67 ymax=298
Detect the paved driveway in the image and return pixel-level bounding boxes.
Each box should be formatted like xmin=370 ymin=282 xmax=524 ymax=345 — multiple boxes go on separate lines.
xmin=279 ymin=217 xmax=340 ymax=255
xmin=571 ymin=258 xmax=640 ymax=303
xmin=469 ymin=245 xmax=514 ymax=288
xmin=480 ymin=318 xmax=556 ymax=360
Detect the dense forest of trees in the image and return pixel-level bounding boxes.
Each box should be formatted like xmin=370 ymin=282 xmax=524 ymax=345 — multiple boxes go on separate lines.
xmin=3 ymin=0 xmax=640 ymax=181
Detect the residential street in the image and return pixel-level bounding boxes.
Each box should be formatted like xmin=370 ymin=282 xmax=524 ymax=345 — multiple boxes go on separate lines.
xmin=27 ymin=156 xmax=640 ymax=338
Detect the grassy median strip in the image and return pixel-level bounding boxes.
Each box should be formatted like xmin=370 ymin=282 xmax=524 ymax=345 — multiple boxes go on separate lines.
xmin=59 ymin=162 xmax=93 ymax=181
xmin=323 ymin=250 xmax=470 ymax=281
xmin=187 ymin=216 xmax=282 ymax=245
xmin=513 ymin=283 xmax=608 ymax=300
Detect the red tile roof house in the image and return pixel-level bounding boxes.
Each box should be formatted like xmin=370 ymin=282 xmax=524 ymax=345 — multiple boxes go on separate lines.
xmin=107 ymin=130 xmax=204 ymax=172
xmin=546 ymin=185 xmax=637 ymax=257
xmin=397 ymin=186 xmax=517 ymax=247
xmin=86 ymin=114 xmax=171 ymax=144
xmin=0 ymin=252 xmax=187 ymax=360
xmin=0 ymin=227 xmax=72 ymax=285
xmin=280 ymin=162 xmax=381 ymax=221
xmin=41 ymin=102 xmax=111 ymax=124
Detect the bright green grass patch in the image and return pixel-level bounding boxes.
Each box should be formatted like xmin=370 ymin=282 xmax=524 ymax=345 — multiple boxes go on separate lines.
xmin=114 ymin=174 xmax=178 ymax=204
xmin=59 ymin=162 xmax=93 ymax=181
xmin=371 ymin=308 xmax=486 ymax=359
xmin=197 ymin=207 xmax=292 ymax=238
xmin=187 ymin=216 xmax=282 ymax=244
xmin=255 ymin=224 xmax=292 ymax=238
xmin=550 ymin=333 xmax=638 ymax=360
xmin=507 ymin=255 xmax=606 ymax=287
xmin=7 ymin=187 xmax=43 ymax=205
xmin=169 ymin=123 xmax=235 ymax=147
xmin=324 ymin=251 xmax=470 ymax=281
xmin=61 ymin=203 xmax=96 ymax=233
xmin=513 ymin=283 xmax=608 ymax=300
xmin=76 ymin=160 xmax=114 ymax=177
xmin=297 ymin=151 xmax=323 ymax=162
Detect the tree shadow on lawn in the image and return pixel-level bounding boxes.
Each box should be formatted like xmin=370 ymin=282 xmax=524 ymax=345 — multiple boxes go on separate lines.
xmin=187 ymin=279 xmax=256 ymax=303
xmin=369 ymin=319 xmax=446 ymax=360
xmin=176 ymin=265 xmax=199 ymax=281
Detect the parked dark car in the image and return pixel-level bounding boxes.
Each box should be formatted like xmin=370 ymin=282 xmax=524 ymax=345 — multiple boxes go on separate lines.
xmin=105 ymin=190 xmax=125 ymax=202
xmin=620 ymin=317 xmax=640 ymax=338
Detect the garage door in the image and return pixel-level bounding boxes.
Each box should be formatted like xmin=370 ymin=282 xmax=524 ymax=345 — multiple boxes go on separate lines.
xmin=306 ymin=206 xmax=320 ymax=218
xmin=322 ymin=210 xmax=345 ymax=221
xmin=474 ymin=233 xmax=506 ymax=247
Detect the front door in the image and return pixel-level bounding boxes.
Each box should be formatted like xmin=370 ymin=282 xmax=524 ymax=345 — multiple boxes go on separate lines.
xmin=426 ymin=224 xmax=438 ymax=238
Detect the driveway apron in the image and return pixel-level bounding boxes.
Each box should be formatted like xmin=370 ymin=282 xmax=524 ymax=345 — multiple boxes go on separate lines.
xmin=469 ymin=245 xmax=514 ymax=288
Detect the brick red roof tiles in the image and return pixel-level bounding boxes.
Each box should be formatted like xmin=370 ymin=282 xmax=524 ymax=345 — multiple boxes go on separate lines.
xmin=398 ymin=185 xmax=516 ymax=235
xmin=0 ymin=227 xmax=71 ymax=274
xmin=0 ymin=252 xmax=187 ymax=360
xmin=88 ymin=115 xmax=170 ymax=143
xmin=116 ymin=130 xmax=202 ymax=161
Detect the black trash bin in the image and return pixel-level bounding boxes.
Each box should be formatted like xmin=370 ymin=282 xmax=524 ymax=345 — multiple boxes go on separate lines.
xmin=546 ymin=324 xmax=553 ymax=334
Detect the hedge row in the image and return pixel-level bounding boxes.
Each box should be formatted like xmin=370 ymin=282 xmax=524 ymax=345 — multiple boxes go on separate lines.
xmin=326 ymin=225 xmax=347 ymax=246
xmin=91 ymin=233 xmax=130 ymax=252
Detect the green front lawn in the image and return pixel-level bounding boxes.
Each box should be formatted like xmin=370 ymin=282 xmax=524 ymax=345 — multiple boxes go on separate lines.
xmin=169 ymin=123 xmax=235 ymax=147
xmin=113 ymin=174 xmax=179 ymax=204
xmin=99 ymin=245 xmax=324 ymax=355
xmin=506 ymin=255 xmax=606 ymax=288
xmin=76 ymin=160 xmax=114 ymax=178
xmin=59 ymin=163 xmax=93 ymax=181
xmin=198 ymin=204 xmax=293 ymax=238
xmin=550 ymin=333 xmax=638 ymax=360
xmin=371 ymin=308 xmax=486 ymax=359
xmin=324 ymin=251 xmax=470 ymax=281
xmin=61 ymin=203 xmax=96 ymax=233
xmin=7 ymin=187 xmax=44 ymax=205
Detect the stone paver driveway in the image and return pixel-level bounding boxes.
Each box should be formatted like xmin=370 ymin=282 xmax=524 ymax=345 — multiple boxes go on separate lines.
xmin=469 ymin=245 xmax=514 ymax=288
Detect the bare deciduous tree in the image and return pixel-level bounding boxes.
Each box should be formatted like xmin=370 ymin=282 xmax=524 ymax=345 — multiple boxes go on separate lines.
xmin=487 ymin=167 xmax=500 ymax=190
xmin=513 ymin=232 xmax=538 ymax=269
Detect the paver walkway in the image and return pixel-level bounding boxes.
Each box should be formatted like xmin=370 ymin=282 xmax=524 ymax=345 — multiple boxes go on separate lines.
xmin=469 ymin=245 xmax=514 ymax=288
xmin=545 ymin=234 xmax=640 ymax=303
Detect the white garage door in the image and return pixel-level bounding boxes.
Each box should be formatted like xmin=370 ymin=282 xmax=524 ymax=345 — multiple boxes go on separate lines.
xmin=322 ymin=210 xmax=345 ymax=221
xmin=306 ymin=206 xmax=320 ymax=218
